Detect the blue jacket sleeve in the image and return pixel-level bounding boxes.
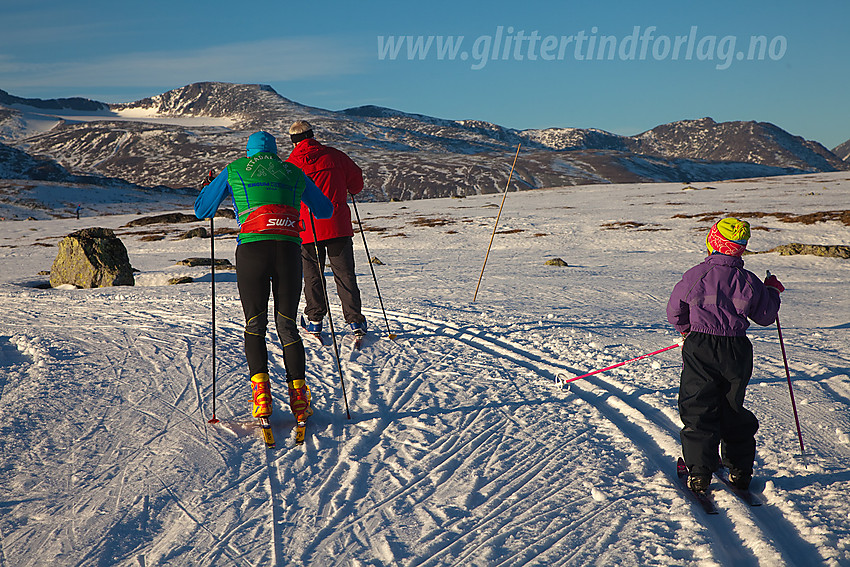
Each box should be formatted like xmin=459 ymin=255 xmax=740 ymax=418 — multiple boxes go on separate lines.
xmin=301 ymin=174 xmax=334 ymax=219
xmin=194 ymin=169 xmax=230 ymax=219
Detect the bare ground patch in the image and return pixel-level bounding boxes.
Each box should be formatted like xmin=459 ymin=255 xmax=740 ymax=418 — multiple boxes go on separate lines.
xmin=601 ymin=221 xmax=670 ymax=232
xmin=410 ymin=216 xmax=456 ymax=228
xmin=763 ymin=243 xmax=850 ymax=259
xmin=673 ymin=210 xmax=850 ymax=227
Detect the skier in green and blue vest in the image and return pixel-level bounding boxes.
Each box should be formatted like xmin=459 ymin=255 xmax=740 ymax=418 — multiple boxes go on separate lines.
xmin=195 ymin=131 xmax=333 ymax=424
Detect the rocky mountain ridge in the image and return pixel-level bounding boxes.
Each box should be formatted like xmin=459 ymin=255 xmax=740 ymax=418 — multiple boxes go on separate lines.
xmin=1 ymin=82 xmax=847 ymax=201
xmin=834 ymin=139 xmax=850 ymax=162
xmin=0 ymin=88 xmax=107 ymax=112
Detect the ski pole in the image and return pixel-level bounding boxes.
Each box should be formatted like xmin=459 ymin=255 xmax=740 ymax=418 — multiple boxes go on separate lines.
xmin=473 ymin=143 xmax=521 ymax=302
xmin=557 ymin=343 xmax=682 ymax=386
xmin=309 ymin=215 xmax=351 ymax=419
xmin=767 ymin=270 xmax=808 ymax=467
xmin=350 ymin=194 xmax=397 ymax=340
xmin=208 ymin=216 xmax=219 ymax=424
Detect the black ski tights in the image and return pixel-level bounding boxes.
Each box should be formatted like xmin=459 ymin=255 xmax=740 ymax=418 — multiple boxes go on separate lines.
xmin=236 ymin=240 xmax=305 ymax=380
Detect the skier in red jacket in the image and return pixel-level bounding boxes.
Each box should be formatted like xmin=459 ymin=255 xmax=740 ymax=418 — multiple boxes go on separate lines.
xmin=286 ymin=120 xmax=368 ymax=337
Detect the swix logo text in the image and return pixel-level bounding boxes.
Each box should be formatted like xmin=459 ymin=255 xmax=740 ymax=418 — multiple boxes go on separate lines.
xmin=268 ymin=218 xmax=297 ymax=227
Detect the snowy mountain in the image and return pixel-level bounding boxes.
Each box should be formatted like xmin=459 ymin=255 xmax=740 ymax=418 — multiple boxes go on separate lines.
xmin=630 ymin=117 xmax=846 ymax=172
xmin=834 ymin=138 xmax=850 ymax=162
xmin=1 ymin=82 xmax=847 ymax=201
xmin=1 ymin=171 xmax=849 ymax=565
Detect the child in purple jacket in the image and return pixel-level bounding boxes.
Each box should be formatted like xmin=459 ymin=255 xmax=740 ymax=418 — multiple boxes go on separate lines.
xmin=667 ymin=218 xmax=783 ymax=492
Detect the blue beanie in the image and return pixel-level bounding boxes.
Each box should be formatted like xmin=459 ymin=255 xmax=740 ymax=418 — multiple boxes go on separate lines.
xmin=246 ymin=131 xmax=277 ymax=157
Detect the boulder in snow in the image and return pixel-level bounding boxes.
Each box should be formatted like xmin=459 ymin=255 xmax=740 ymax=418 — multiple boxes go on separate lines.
xmin=49 ymin=228 xmax=135 ymax=288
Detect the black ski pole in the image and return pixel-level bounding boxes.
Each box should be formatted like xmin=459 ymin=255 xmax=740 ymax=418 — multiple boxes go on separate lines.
xmin=200 ymin=170 xmax=219 ymax=424
xmin=208 ymin=216 xmax=219 ymax=424
xmin=350 ymin=194 xmax=397 ymax=340
xmin=309 ymin=214 xmax=351 ymax=419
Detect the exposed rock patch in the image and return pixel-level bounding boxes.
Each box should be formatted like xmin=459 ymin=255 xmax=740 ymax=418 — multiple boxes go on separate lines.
xmin=176 ymin=227 xmax=208 ymax=240
xmin=49 ymin=228 xmax=134 ymax=288
xmin=176 ymin=258 xmax=233 ymax=268
xmin=767 ymin=243 xmax=850 ymax=259
xmin=123 ymin=213 xmax=199 ymax=227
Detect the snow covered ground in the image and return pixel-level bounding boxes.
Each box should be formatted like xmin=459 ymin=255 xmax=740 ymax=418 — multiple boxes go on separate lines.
xmin=0 ymin=171 xmax=849 ymax=566
xmin=1 ymin=103 xmax=235 ymax=141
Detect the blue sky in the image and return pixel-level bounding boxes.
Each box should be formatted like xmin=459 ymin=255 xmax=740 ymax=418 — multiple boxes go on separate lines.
xmin=2 ymin=0 xmax=848 ymax=148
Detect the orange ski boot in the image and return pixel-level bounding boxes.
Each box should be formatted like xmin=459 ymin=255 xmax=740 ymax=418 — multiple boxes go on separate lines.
xmin=287 ymin=379 xmax=313 ymax=422
xmin=251 ymin=373 xmax=273 ymax=418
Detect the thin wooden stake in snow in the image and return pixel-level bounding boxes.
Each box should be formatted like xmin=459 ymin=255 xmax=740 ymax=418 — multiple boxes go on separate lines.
xmin=473 ymin=143 xmax=521 ymax=302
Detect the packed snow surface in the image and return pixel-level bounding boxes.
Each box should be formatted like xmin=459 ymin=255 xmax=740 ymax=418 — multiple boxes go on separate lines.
xmin=1 ymin=172 xmax=849 ymax=566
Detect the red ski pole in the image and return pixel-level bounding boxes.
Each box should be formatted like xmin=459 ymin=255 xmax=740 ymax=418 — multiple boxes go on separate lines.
xmin=768 ymin=271 xmax=808 ymax=467
xmin=558 ymin=343 xmax=681 ymax=386
xmin=775 ymin=312 xmax=808 ymax=467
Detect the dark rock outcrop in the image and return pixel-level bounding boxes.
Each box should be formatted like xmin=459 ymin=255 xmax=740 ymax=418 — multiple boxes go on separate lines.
xmin=176 ymin=258 xmax=233 ymax=268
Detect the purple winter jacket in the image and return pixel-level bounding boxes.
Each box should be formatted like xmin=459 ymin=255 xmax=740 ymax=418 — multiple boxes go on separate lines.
xmin=667 ymin=254 xmax=781 ymax=337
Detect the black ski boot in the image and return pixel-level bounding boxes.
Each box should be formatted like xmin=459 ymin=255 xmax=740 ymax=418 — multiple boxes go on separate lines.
xmin=688 ymin=473 xmax=711 ymax=493
xmin=729 ymin=469 xmax=752 ymax=490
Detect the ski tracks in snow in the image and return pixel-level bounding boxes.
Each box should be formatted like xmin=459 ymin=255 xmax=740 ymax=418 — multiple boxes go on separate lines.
xmin=0 ymin=290 xmax=257 ymax=566
xmin=336 ymin=307 xmax=835 ymax=566
xmin=1 ymin=288 xmax=846 ymax=566
xmin=210 ymin=304 xmax=823 ymax=566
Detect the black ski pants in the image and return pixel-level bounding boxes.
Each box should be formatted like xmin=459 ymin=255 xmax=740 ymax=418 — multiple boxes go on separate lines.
xmin=236 ymin=240 xmax=304 ymax=380
xmin=678 ymin=332 xmax=759 ymax=477
xmin=301 ymin=236 xmax=365 ymax=325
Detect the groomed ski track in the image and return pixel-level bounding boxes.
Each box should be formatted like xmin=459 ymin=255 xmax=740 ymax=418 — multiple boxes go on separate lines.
xmin=360 ymin=307 xmax=828 ymax=567
xmin=1 ymin=290 xmax=842 ymax=566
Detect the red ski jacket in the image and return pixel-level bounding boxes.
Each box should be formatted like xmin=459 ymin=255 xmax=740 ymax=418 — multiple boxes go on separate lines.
xmin=287 ymin=138 xmax=364 ymax=244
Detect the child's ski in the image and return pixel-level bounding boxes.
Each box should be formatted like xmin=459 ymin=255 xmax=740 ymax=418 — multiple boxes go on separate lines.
xmin=714 ymin=467 xmax=762 ymax=507
xmin=677 ymin=458 xmax=718 ymax=514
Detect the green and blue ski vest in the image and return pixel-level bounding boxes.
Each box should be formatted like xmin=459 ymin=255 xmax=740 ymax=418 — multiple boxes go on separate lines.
xmin=227 ymin=152 xmax=307 ymax=244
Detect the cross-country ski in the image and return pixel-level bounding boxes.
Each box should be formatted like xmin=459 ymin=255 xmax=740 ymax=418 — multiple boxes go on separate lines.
xmin=714 ymin=466 xmax=763 ymax=507
xmin=258 ymin=416 xmax=276 ymax=449
xmin=677 ymin=458 xmax=719 ymax=515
